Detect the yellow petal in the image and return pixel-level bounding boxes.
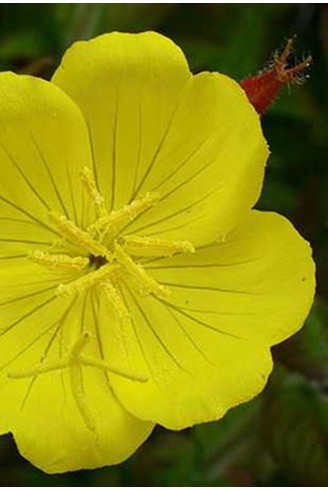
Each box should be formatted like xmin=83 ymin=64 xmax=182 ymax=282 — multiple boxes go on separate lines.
xmin=146 ymin=210 xmax=316 ymax=345
xmin=107 ymin=211 xmax=314 ymax=429
xmin=11 ymin=368 xmax=153 ymax=474
xmin=0 ymin=260 xmax=74 ymax=435
xmin=53 ymin=32 xmax=268 ymax=246
xmin=0 ymin=72 xmax=93 ymax=260
xmin=0 ymin=261 xmax=74 ymax=397
xmin=99 ymin=283 xmax=272 ymax=429
xmin=53 ymin=32 xmax=190 ymax=212
xmin=0 ymin=270 xmax=153 ymax=473
xmin=93 ymin=287 xmax=271 ymax=430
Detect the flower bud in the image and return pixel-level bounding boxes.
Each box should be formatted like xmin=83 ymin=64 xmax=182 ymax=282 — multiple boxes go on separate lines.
xmin=240 ymin=38 xmax=312 ymax=115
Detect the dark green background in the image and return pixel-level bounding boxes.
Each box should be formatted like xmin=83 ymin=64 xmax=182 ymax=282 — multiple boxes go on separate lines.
xmin=0 ymin=3 xmax=327 ymax=486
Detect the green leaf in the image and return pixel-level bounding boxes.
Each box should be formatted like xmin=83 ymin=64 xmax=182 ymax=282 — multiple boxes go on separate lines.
xmin=262 ymin=371 xmax=328 ymax=485
xmin=273 ymin=299 xmax=328 ymax=385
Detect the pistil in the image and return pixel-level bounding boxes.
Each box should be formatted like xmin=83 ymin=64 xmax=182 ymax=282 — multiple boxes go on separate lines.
xmin=8 ymin=332 xmax=148 ymax=432
xmin=8 ymin=331 xmax=147 ymax=382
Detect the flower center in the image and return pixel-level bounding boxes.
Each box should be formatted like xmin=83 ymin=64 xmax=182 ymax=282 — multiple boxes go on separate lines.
xmin=29 ymin=166 xmax=195 ymax=325
xmin=12 ymin=166 xmax=194 ymax=430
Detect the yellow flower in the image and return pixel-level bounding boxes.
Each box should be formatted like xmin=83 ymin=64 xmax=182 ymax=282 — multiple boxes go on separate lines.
xmin=0 ymin=32 xmax=315 ymax=473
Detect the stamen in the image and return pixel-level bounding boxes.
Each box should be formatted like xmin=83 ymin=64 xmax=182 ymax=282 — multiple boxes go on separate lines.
xmin=115 ymin=243 xmax=170 ymax=298
xmin=122 ymin=235 xmax=195 ymax=257
xmin=29 ymin=250 xmax=89 ymax=271
xmin=93 ymin=192 xmax=160 ymax=238
xmin=80 ymin=166 xmax=107 ymax=218
xmin=49 ymin=212 xmax=110 ymax=258
xmin=56 ymin=263 xmax=120 ymax=297
xmin=101 ymin=280 xmax=131 ymax=321
xmin=79 ymin=354 xmax=148 ymax=382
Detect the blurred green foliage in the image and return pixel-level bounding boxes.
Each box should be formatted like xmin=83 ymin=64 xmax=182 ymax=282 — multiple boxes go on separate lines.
xmin=0 ymin=3 xmax=327 ymax=486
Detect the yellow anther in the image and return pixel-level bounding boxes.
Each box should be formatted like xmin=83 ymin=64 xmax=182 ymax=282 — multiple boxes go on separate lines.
xmin=122 ymin=235 xmax=195 ymax=257
xmin=115 ymin=243 xmax=170 ymax=299
xmin=49 ymin=212 xmax=110 ymax=258
xmin=80 ymin=166 xmax=107 ymax=218
xmin=100 ymin=280 xmax=131 ymax=321
xmin=56 ymin=263 xmax=119 ymax=297
xmin=29 ymin=250 xmax=89 ymax=271
xmin=93 ymin=192 xmax=160 ymax=237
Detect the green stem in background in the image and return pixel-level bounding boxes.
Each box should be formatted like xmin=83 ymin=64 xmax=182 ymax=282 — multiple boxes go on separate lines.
xmin=262 ymin=367 xmax=328 ymax=485
xmin=67 ymin=4 xmax=106 ymax=44
xmin=194 ymin=401 xmax=263 ymax=484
